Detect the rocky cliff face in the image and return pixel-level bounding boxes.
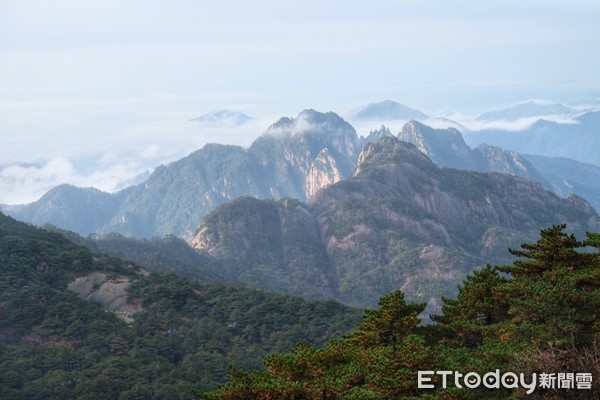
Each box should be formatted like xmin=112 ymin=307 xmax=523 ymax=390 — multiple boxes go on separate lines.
xmin=398 ymin=121 xmax=477 ymax=170
xmin=190 ymin=197 xmax=334 ymax=300
xmin=191 ymin=137 xmax=600 ymax=312
xmin=250 ymin=110 xmax=360 ymax=199
xmin=68 ymin=272 xmax=142 ymax=323
xmin=472 ymin=144 xmax=546 ymax=182
xmin=306 ymin=149 xmax=344 ymax=197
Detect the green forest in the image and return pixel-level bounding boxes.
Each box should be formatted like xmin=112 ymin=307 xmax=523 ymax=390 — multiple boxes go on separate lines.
xmin=1 ymin=211 xmax=598 ymax=399
xmin=0 ymin=213 xmax=362 ymax=399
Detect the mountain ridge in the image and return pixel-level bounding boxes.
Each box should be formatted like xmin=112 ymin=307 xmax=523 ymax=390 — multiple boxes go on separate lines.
xmin=191 ymin=136 xmax=600 ymax=312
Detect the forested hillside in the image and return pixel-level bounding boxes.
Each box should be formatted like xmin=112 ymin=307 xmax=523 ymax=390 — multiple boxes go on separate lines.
xmin=0 ymin=213 xmax=363 ymax=399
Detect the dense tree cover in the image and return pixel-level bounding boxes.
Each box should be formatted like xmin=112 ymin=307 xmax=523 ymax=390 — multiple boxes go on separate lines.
xmin=0 ymin=213 xmax=363 ymax=399
xmin=3 ymin=211 xmax=599 ymax=399
xmin=200 ymin=292 xmax=437 ymax=400
xmin=202 ymin=225 xmax=600 ymax=399
xmin=46 ymin=226 xmax=226 ymax=284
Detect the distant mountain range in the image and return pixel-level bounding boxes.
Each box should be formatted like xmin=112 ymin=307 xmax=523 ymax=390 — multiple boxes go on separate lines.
xmin=3 ymin=109 xmax=600 ymax=240
xmin=464 ymin=111 xmax=600 ymax=166
xmin=475 ymin=100 xmax=574 ymax=121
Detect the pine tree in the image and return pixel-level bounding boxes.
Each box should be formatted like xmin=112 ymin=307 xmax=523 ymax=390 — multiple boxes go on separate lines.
xmin=498 ymin=225 xmax=587 ymax=277
xmin=432 ymin=265 xmax=509 ymax=347
xmin=496 ymin=225 xmax=599 ymax=347
xmin=350 ymin=290 xmax=425 ymax=348
xmin=201 ymin=291 xmax=438 ymax=399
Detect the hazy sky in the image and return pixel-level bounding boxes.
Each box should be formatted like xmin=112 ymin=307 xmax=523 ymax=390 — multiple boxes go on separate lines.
xmin=1 ymin=1 xmax=599 ymax=203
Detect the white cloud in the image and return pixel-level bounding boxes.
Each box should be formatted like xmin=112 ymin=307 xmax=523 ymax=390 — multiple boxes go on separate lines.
xmin=446 ymin=113 xmax=579 ymax=132
xmin=0 ymin=152 xmax=156 ymax=205
xmin=0 ymin=111 xmax=278 ymax=205
xmin=1 ymin=157 xmax=75 ymax=183
xmin=0 ymin=157 xmax=77 ymax=204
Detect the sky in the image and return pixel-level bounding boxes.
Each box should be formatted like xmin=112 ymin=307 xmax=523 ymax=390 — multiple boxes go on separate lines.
xmin=1 ymin=0 xmax=599 ymax=204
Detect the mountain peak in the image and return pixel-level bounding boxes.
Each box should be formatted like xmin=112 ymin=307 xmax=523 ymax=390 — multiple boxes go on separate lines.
xmin=264 ymin=110 xmax=356 ymax=138
xmin=268 ymin=116 xmax=294 ymax=131
xmin=401 ymin=120 xmax=463 ymax=138
xmin=363 ymin=125 xmax=394 ymax=143
xmin=355 ymin=136 xmax=436 ymax=177
xmin=397 ymin=120 xmax=474 ymax=170
xmin=476 ymin=100 xmax=573 ymax=121
xmin=349 ymin=100 xmax=428 ymax=121
xmin=191 ymin=110 xmax=253 ymax=127
xmin=520 ymin=99 xmax=557 ymax=106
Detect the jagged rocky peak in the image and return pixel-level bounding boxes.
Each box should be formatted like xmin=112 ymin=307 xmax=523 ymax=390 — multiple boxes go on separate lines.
xmin=398 ymin=120 xmax=476 ymax=170
xmin=566 ymin=193 xmax=598 ymax=214
xmin=264 ymin=109 xmax=357 ymax=139
xmin=355 ymin=135 xmax=435 ymax=176
xmin=363 ymin=125 xmax=394 ymax=143
xmin=399 ymin=120 xmax=465 ymax=144
xmin=398 ymin=120 xmax=429 ymax=154
xmin=257 ymin=110 xmax=361 ymax=193
xmin=394 ymin=122 xmax=548 ymax=184
xmin=267 ymin=116 xmax=294 ymax=131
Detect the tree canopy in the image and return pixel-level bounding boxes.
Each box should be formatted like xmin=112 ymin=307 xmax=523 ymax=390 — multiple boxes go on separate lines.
xmin=203 ymin=225 xmax=600 ymax=399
